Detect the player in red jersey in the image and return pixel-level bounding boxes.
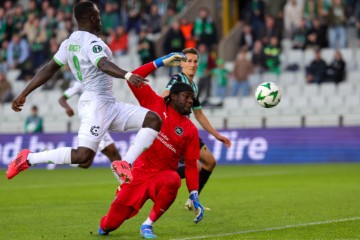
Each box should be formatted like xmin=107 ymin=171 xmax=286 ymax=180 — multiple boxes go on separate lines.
xmin=99 ymin=59 xmax=204 ymax=238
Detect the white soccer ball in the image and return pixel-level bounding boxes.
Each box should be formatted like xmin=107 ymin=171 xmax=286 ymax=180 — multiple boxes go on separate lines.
xmin=255 ymin=82 xmax=281 ymax=108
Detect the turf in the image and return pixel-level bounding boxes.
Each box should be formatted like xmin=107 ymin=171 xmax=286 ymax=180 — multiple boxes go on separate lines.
xmin=1 ymin=163 xmax=360 ymax=240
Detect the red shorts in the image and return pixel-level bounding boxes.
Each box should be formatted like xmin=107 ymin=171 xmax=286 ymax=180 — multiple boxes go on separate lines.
xmin=115 ymin=169 xmax=181 ymax=211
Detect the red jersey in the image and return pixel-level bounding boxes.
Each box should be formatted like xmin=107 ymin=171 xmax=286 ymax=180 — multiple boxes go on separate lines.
xmin=127 ymin=63 xmax=200 ymax=191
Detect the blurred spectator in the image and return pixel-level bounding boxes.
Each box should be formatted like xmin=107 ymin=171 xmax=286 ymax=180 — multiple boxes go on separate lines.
xmin=264 ymin=36 xmax=281 ymax=75
xmin=239 ymin=23 xmax=256 ymax=50
xmin=0 ymin=72 xmax=13 ymax=104
xmin=25 ymin=105 xmax=44 ymax=133
xmin=179 ymin=17 xmax=196 ymax=48
xmin=126 ymin=0 xmax=142 ymax=34
xmin=0 ymin=7 xmax=7 ymax=44
xmin=250 ymin=0 xmax=265 ymax=39
xmin=211 ymin=58 xmax=229 ymax=101
xmin=42 ymin=37 xmax=63 ymax=90
xmin=252 ymin=40 xmax=267 ymax=73
xmin=193 ymin=7 xmax=217 ymax=50
xmin=259 ymin=15 xmax=283 ymax=45
xmin=142 ymin=4 xmax=162 ymax=35
xmin=264 ymin=0 xmax=287 ymax=19
xmin=41 ymin=6 xmax=58 ymax=39
xmin=108 ymin=26 xmax=129 ymax=56
xmin=328 ymin=0 xmax=347 ymax=48
xmin=306 ymin=17 xmax=328 ymax=48
xmin=355 ymin=0 xmax=360 ymax=45
xmin=292 ymin=18 xmax=308 ymax=49
xmin=232 ymin=48 xmax=253 ymax=97
xmin=58 ymin=0 xmax=72 ymax=19
xmin=163 ymin=20 xmax=185 ymax=76
xmin=303 ymin=0 xmax=323 ymax=25
xmin=7 ymin=33 xmax=32 ymax=81
xmin=12 ymin=4 xmax=26 ymax=36
xmin=24 ymin=16 xmax=47 ymax=70
xmin=0 ymin=40 xmax=8 ymax=73
xmin=306 ymin=48 xmax=327 ymax=83
xmin=25 ymin=0 xmax=40 ymax=19
xmin=325 ymin=50 xmax=346 ymax=83
xmin=101 ymin=2 xmax=120 ymax=35
xmin=197 ymin=43 xmax=216 ymax=103
xmin=161 ymin=7 xmax=177 ymax=28
xmin=137 ymin=28 xmax=156 ymax=66
xmin=284 ymin=0 xmax=304 ymax=38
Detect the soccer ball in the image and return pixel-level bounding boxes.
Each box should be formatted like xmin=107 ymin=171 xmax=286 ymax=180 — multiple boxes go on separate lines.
xmin=255 ymin=82 xmax=281 ymax=108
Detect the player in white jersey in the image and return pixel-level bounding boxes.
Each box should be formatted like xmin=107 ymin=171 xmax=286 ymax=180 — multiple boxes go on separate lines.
xmin=7 ymin=1 xmax=170 ymax=183
xmin=58 ymin=81 xmax=121 ymax=169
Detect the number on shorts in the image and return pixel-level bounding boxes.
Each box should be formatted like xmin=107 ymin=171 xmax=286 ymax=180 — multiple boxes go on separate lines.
xmin=72 ymin=56 xmax=83 ymax=81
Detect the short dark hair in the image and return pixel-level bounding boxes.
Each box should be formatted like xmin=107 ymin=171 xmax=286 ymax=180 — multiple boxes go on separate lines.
xmin=74 ymin=1 xmax=95 ymax=21
xmin=182 ymin=48 xmax=199 ymax=57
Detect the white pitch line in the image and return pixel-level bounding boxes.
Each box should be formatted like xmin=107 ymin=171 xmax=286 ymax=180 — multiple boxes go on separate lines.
xmin=171 ymin=217 xmax=360 ymax=240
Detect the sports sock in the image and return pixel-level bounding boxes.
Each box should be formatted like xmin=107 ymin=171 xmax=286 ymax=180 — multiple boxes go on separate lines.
xmin=199 ymin=168 xmax=212 ymax=194
xmin=27 ymin=147 xmax=72 ymax=165
xmin=143 ymin=217 xmax=154 ymax=226
xmin=177 ymin=166 xmax=186 ymax=179
xmin=123 ymin=128 xmax=158 ymax=164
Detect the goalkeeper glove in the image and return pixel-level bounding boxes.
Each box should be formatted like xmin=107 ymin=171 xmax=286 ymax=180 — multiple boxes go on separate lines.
xmin=153 ymin=52 xmax=187 ymax=68
xmin=189 ymin=191 xmax=204 ymax=224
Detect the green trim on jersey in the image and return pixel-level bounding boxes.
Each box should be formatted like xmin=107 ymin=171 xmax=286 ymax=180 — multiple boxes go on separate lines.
xmin=95 ymin=56 xmax=103 ymax=68
xmin=53 ymin=57 xmax=64 ymax=67
xmin=63 ymin=93 xmax=71 ymax=99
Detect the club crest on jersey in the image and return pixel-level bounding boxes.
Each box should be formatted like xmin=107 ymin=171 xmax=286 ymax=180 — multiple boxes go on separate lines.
xmin=90 ymin=125 xmax=100 ymax=136
xmin=174 ymin=126 xmax=183 ymax=136
xmin=92 ymin=45 xmax=102 ymax=53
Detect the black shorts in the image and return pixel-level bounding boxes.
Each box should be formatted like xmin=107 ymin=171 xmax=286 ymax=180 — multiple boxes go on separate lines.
xmin=199 ymin=137 xmax=205 ymax=149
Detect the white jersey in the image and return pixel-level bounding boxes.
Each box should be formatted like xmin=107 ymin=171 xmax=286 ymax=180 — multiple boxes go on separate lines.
xmin=63 ymin=81 xmax=83 ymax=99
xmin=54 ymin=31 xmax=115 ymax=102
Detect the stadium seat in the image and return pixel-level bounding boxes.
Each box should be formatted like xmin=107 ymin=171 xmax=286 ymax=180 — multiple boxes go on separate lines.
xmin=321 ymin=48 xmax=335 ymax=64
xmin=319 ymin=82 xmax=337 ymax=96
xmin=304 ymin=48 xmax=315 ymax=66
xmin=305 ymin=114 xmax=340 ymax=127
xmin=227 ymin=116 xmax=263 ymax=129
xmin=337 ymin=81 xmax=355 ymax=96
xmin=343 ymin=113 xmax=360 ymax=126
xmin=222 ymin=97 xmax=240 ymax=109
xmin=266 ymin=115 xmax=302 ymax=128
xmin=286 ymin=49 xmax=304 ymax=70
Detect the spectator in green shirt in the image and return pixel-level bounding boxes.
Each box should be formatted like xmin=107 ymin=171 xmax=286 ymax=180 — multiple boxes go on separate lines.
xmin=25 ymin=105 xmax=43 ymax=133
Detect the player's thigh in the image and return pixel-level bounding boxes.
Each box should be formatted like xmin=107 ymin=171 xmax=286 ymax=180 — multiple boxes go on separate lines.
xmin=77 ymin=99 xmax=113 ymax=151
xmin=109 ymin=102 xmax=149 ymax=132
xmin=199 ymin=143 xmax=216 ymax=169
xmin=149 ymin=170 xmax=181 ymax=199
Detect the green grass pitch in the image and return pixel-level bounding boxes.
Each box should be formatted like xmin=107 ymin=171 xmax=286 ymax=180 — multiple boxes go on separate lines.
xmin=1 ymin=163 xmax=360 ymax=240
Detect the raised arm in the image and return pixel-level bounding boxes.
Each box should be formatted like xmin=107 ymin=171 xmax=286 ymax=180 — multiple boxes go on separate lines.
xmin=12 ymin=59 xmax=61 ymax=112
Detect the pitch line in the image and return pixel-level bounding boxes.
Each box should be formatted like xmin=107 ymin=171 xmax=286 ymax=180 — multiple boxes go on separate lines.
xmin=171 ymin=216 xmax=360 ymax=240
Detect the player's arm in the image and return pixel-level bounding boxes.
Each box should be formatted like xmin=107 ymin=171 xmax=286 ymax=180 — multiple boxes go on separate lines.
xmin=58 ymin=95 xmax=74 ymax=117
xmin=193 ymin=108 xmax=232 ymax=148
xmin=12 ymin=59 xmax=61 ymax=112
xmin=183 ymin=127 xmax=204 ymax=224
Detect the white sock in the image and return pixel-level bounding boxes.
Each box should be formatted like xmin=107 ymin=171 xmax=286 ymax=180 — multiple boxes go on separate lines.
xmin=143 ymin=217 xmax=154 ymax=226
xmin=124 ymin=128 xmax=158 ymax=164
xmin=28 ymin=147 xmax=72 ymax=165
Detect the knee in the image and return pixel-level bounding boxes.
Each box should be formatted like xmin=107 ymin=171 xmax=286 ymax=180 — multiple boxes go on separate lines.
xmin=164 ymin=171 xmax=181 ymax=189
xmin=143 ymin=111 xmax=162 ymax=131
xmin=200 ymin=151 xmax=217 ymax=171
xmin=72 ymin=147 xmax=95 ymax=164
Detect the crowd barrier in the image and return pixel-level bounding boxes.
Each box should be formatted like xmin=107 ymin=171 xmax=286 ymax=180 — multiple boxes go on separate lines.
xmin=0 ymin=127 xmax=359 ymax=168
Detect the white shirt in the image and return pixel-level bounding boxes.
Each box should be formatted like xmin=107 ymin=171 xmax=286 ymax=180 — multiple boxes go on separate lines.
xmin=63 ymin=81 xmax=83 ymax=99
xmin=54 ymin=31 xmax=115 ymax=102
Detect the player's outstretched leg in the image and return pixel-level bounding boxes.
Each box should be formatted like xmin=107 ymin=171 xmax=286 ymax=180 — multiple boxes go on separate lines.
xmin=140 ymin=225 xmax=157 ymax=239
xmin=6 ymin=149 xmax=31 ymax=179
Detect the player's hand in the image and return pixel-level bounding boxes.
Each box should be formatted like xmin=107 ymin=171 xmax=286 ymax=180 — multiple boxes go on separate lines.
xmin=65 ymin=107 xmax=74 ymax=117
xmin=216 ymin=135 xmax=232 ymax=148
xmin=128 ymin=74 xmax=148 ymax=88
xmin=111 ymin=160 xmax=133 ymax=184
xmin=153 ymin=52 xmax=187 ymax=68
xmin=12 ymin=95 xmax=26 ymax=112
xmin=189 ymin=191 xmax=204 ymax=224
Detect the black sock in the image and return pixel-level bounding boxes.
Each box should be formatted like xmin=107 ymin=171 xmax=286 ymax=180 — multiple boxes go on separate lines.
xmin=199 ymin=169 xmax=212 ymax=194
xmin=177 ymin=166 xmax=186 ymax=179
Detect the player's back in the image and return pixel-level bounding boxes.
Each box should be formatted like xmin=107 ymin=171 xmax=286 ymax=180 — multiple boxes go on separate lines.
xmin=55 ymin=31 xmax=115 ymax=102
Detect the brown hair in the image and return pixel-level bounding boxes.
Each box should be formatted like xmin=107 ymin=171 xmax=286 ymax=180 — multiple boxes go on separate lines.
xmin=182 ymin=48 xmax=199 ymax=57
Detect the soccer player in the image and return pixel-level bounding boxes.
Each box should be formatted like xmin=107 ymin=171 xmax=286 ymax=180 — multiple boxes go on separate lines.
xmin=58 ymin=81 xmax=121 ymax=169
xmin=7 ymin=1 xmax=164 ymax=183
xmin=162 ymin=48 xmax=232 ymax=210
xmin=99 ymin=61 xmax=204 ymax=239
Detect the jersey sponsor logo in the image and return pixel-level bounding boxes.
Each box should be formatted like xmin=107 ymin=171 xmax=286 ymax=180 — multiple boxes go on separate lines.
xmin=175 ymin=126 xmax=183 ymax=136
xmin=92 ymin=45 xmax=102 ymax=53
xmin=90 ymin=125 xmax=100 ymax=136
xmin=69 ymin=44 xmax=81 ymax=52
